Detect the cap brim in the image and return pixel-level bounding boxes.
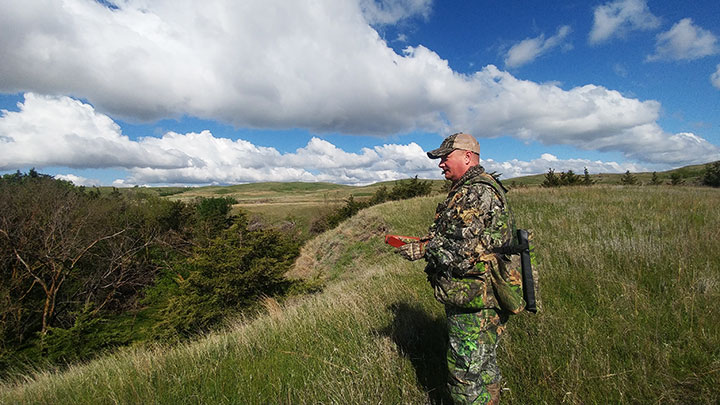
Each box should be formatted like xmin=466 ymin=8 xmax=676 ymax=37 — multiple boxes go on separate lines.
xmin=427 ymin=147 xmax=452 ymax=159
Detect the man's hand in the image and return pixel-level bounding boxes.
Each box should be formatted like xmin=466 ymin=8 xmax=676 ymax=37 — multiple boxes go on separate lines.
xmin=397 ymin=241 xmax=426 ymax=261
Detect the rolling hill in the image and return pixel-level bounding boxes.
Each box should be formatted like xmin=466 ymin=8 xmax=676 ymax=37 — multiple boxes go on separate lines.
xmin=2 ymin=184 xmax=718 ymax=404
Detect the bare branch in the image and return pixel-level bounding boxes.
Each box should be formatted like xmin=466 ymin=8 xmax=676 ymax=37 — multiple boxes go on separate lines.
xmin=70 ymin=229 xmax=127 ymax=268
xmin=12 ymin=248 xmax=48 ymax=294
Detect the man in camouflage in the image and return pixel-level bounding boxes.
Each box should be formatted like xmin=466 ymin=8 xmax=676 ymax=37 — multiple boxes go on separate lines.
xmin=398 ymin=133 xmax=524 ymax=405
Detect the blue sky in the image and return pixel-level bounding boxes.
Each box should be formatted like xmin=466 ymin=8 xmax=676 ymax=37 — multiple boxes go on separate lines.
xmin=1 ymin=0 xmax=719 ymax=186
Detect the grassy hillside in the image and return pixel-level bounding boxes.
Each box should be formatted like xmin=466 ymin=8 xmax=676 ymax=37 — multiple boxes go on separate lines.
xmin=1 ymin=185 xmax=718 ymax=404
xmin=507 ymin=161 xmax=717 ymax=187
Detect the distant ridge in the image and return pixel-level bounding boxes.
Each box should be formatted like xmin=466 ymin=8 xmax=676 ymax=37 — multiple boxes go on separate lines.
xmin=504 ymin=160 xmax=718 ymax=187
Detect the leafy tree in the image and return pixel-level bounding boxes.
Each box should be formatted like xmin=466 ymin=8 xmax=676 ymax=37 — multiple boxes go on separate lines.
xmin=542 ymin=169 xmax=560 ymax=187
xmin=42 ymin=304 xmax=131 ymax=364
xmin=670 ymin=172 xmax=684 ymax=186
xmin=560 ymin=170 xmax=581 ymax=186
xmin=1 ymin=170 xmax=23 ymax=182
xmin=650 ymin=172 xmax=662 ymax=185
xmin=702 ymin=161 xmax=720 ymax=187
xmin=0 ymin=171 xmax=183 ymax=363
xmin=620 ymin=170 xmax=637 ymax=185
xmin=153 ymin=215 xmax=299 ymax=340
xmin=193 ymin=197 xmax=238 ymax=238
xmin=27 ymin=168 xmax=44 ymax=179
xmin=336 ymin=195 xmax=368 ymax=219
xmin=0 ymin=175 xmax=123 ymax=338
xmin=387 ymin=176 xmax=432 ymax=200
xmin=369 ymin=185 xmax=389 ymax=205
xmin=543 ymin=168 xmax=582 ymax=187
xmin=583 ymin=167 xmax=594 ymax=186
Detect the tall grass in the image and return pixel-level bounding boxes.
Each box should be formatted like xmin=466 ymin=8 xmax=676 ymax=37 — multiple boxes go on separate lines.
xmin=1 ymin=186 xmax=718 ymax=404
xmin=504 ymin=186 xmax=719 ymax=403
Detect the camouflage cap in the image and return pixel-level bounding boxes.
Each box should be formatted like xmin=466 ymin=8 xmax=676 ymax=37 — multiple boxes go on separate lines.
xmin=427 ymin=133 xmax=480 ymax=159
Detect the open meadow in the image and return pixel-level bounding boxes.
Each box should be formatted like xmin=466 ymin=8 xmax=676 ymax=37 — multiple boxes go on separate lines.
xmin=1 ymin=185 xmax=718 ymax=404
xmin=164 ymin=180 xmax=446 ymax=239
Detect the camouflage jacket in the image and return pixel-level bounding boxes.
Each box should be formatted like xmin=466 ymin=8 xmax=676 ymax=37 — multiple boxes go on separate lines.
xmin=424 ymin=165 xmax=524 ymax=312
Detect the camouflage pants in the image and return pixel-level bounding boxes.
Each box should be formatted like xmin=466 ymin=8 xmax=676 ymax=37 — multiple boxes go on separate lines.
xmin=446 ymin=306 xmax=506 ymax=405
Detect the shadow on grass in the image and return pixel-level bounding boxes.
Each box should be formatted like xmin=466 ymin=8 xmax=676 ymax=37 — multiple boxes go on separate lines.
xmin=379 ymin=301 xmax=451 ymax=405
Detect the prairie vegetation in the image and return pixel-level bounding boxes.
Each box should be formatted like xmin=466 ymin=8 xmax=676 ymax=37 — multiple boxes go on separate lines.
xmin=0 ymin=172 xmax=305 ymax=375
xmin=1 ymin=184 xmax=718 ymax=404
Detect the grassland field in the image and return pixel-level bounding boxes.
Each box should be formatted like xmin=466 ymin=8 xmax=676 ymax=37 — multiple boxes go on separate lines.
xmin=1 ymin=181 xmax=718 ymax=404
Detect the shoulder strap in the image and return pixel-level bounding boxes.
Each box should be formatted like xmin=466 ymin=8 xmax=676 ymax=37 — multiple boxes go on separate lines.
xmin=470 ymin=171 xmax=508 ymax=204
xmin=471 ymin=172 xmax=525 ymax=252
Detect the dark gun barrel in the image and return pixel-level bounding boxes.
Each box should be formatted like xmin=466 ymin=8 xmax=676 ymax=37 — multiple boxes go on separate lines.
xmin=517 ymin=229 xmax=537 ymax=313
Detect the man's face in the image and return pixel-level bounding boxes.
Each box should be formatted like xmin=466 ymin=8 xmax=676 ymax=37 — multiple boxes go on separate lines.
xmin=438 ymin=149 xmax=470 ymax=182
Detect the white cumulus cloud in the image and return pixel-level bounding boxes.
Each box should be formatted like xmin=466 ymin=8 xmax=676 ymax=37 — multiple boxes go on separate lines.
xmin=647 ymin=18 xmax=719 ymax=61
xmin=0 ymin=0 xmax=448 ymax=133
xmin=0 ymin=0 xmax=718 ymax=175
xmin=2 ymin=93 xmax=716 ymax=186
xmin=505 ymin=25 xmax=572 ymax=68
xmin=712 ymin=64 xmax=720 ymax=89
xmin=589 ymin=0 xmax=660 ymax=44
xmin=124 ymin=134 xmax=440 ymax=186
xmin=0 ymin=0 xmax=657 ymax=139
xmin=0 ymin=93 xmax=196 ymax=170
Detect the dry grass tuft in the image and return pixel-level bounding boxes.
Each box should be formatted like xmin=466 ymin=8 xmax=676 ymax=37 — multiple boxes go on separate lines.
xmin=259 ymin=295 xmax=284 ymax=320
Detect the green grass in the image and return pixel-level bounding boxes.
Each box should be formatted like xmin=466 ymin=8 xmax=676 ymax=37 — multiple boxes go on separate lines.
xmin=503 ymin=186 xmax=720 ymax=403
xmin=1 ymin=185 xmax=718 ymax=404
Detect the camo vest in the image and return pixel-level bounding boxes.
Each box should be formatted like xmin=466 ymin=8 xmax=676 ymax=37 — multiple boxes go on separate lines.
xmin=424 ymin=165 xmax=525 ymax=313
